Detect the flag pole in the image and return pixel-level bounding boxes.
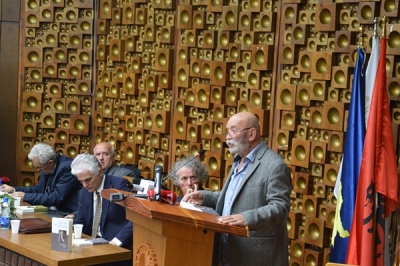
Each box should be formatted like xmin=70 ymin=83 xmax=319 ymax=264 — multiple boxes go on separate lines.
xmin=392 ymin=158 xmax=400 ymax=266
xmin=373 ymin=17 xmax=377 ymax=37
xmin=358 ymin=25 xmax=365 ymax=49
xmin=379 ymin=15 xmax=400 ymax=264
xmin=376 ymin=16 xmax=384 ymax=266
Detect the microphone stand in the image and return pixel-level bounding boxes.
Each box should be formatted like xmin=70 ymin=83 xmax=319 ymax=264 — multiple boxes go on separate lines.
xmin=162 ymin=150 xmax=205 ymax=182
xmin=154 ymin=165 xmax=163 ymax=201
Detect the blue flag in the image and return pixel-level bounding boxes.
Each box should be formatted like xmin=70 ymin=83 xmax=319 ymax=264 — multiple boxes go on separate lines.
xmin=330 ymin=48 xmax=366 ymax=263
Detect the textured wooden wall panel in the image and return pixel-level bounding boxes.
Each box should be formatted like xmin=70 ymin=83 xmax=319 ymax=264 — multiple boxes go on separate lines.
xmin=0 ymin=19 xmax=19 ymax=180
xmin=4 ymin=1 xmax=400 ymax=265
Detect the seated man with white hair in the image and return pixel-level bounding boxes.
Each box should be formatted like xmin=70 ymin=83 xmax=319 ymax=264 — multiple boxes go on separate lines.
xmin=71 ymin=153 xmax=133 ymax=253
xmin=2 ymin=143 xmax=82 ymax=214
xmin=71 ymin=153 xmax=133 ymax=266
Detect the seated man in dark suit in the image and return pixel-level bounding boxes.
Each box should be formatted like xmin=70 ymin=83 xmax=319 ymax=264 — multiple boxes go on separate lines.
xmin=65 ymin=142 xmax=141 ymax=219
xmin=93 ymin=142 xmax=140 ymax=179
xmin=2 ymin=143 xmax=82 ymax=214
xmin=71 ymin=153 xmax=133 ymax=253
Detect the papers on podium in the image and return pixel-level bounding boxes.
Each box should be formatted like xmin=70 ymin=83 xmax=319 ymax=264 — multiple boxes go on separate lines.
xmin=51 ymin=218 xmax=73 ymax=252
xmin=179 ymin=201 xmax=219 ymax=215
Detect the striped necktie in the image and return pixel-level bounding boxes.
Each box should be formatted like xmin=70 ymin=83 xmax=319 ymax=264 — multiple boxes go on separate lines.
xmin=92 ymin=191 xmax=102 ymax=238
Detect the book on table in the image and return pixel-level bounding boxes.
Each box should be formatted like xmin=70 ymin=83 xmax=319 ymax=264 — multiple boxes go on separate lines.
xmin=18 ymin=218 xmax=52 ymax=234
xmin=51 ymin=218 xmax=73 ymax=252
xmin=16 ymin=205 xmax=49 ymax=214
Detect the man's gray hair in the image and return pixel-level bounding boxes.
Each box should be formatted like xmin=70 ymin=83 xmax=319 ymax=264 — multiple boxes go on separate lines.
xmin=71 ymin=153 xmax=101 ymax=176
xmin=28 ymin=143 xmax=57 ymax=164
xmin=169 ymin=157 xmax=208 ymax=186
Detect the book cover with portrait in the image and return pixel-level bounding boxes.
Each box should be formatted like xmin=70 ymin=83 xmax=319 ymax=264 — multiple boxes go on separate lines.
xmin=51 ymin=217 xmax=73 ymax=252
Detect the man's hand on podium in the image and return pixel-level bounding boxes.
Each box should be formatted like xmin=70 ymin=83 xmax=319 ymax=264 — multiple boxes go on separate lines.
xmin=218 ymin=214 xmax=248 ymax=227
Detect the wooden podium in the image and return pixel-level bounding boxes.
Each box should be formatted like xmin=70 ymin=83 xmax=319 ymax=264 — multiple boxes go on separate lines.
xmin=102 ymin=189 xmax=248 ymax=266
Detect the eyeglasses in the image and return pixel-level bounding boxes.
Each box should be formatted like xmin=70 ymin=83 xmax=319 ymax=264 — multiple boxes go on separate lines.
xmin=223 ymin=127 xmax=252 ymax=137
xmin=34 ymin=161 xmax=50 ymax=170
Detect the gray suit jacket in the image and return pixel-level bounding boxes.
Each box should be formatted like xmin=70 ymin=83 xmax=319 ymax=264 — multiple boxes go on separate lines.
xmin=203 ymin=142 xmax=291 ymax=266
xmin=105 ymin=164 xmax=138 ymax=178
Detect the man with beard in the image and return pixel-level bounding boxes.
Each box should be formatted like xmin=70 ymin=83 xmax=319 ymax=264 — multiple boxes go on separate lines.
xmin=182 ymin=112 xmax=292 ymax=266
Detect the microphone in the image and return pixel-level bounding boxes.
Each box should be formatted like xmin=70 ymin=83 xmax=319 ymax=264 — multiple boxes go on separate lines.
xmin=126 ymin=183 xmax=145 ymax=192
xmin=147 ymin=189 xmax=177 ymax=205
xmin=154 ymin=165 xmax=163 ymax=201
xmin=162 ymin=149 xmax=206 ymax=182
xmin=131 ymin=179 xmax=155 ymax=195
xmin=127 ymin=178 xmax=169 ymax=194
xmin=111 ymin=189 xmax=177 ymax=205
xmin=110 ymin=193 xmax=134 ymax=202
xmin=110 ymin=192 xmax=148 ymax=202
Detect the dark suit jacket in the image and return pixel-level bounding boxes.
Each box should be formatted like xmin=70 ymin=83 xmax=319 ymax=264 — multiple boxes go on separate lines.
xmin=105 ymin=164 xmax=139 ymax=179
xmin=74 ymin=174 xmax=133 ymax=249
xmin=15 ymin=153 xmax=82 ymax=213
xmin=203 ymin=142 xmax=292 ymax=266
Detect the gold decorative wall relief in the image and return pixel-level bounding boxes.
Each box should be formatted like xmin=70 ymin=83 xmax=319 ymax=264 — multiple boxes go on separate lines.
xmin=19 ymin=0 xmax=94 ymax=186
xmin=17 ymin=1 xmax=400 ymax=266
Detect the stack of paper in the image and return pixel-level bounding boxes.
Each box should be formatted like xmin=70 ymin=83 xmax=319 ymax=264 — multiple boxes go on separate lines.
xmin=16 ymin=205 xmax=49 ymax=214
xmin=179 ymin=201 xmax=219 ymax=215
xmin=73 ymin=238 xmax=109 ymax=247
xmin=73 ymin=239 xmax=94 ymax=246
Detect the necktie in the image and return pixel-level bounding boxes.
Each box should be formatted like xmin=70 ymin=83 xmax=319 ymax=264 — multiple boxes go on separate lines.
xmin=92 ymin=191 xmax=102 ymax=238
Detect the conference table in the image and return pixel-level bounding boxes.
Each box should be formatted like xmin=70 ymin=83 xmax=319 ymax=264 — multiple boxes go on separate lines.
xmin=0 ymin=212 xmax=131 ymax=266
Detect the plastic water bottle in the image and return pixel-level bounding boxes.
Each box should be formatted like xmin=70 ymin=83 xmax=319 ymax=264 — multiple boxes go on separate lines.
xmin=1 ymin=197 xmax=10 ymax=229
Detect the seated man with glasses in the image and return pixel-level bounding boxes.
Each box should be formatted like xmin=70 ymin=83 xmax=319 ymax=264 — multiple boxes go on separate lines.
xmin=168 ymin=157 xmax=208 ymax=202
xmin=2 ymin=143 xmax=82 ymax=214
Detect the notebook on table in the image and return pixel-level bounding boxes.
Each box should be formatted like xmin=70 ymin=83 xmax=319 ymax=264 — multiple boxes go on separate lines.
xmin=18 ymin=218 xmax=52 ymax=234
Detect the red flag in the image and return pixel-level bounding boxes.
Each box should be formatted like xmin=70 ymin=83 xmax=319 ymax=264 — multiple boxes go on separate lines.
xmin=346 ymin=37 xmax=399 ymax=266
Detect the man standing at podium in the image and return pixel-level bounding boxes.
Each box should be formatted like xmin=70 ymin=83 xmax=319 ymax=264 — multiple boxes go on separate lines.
xmin=183 ymin=112 xmax=292 ymax=266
